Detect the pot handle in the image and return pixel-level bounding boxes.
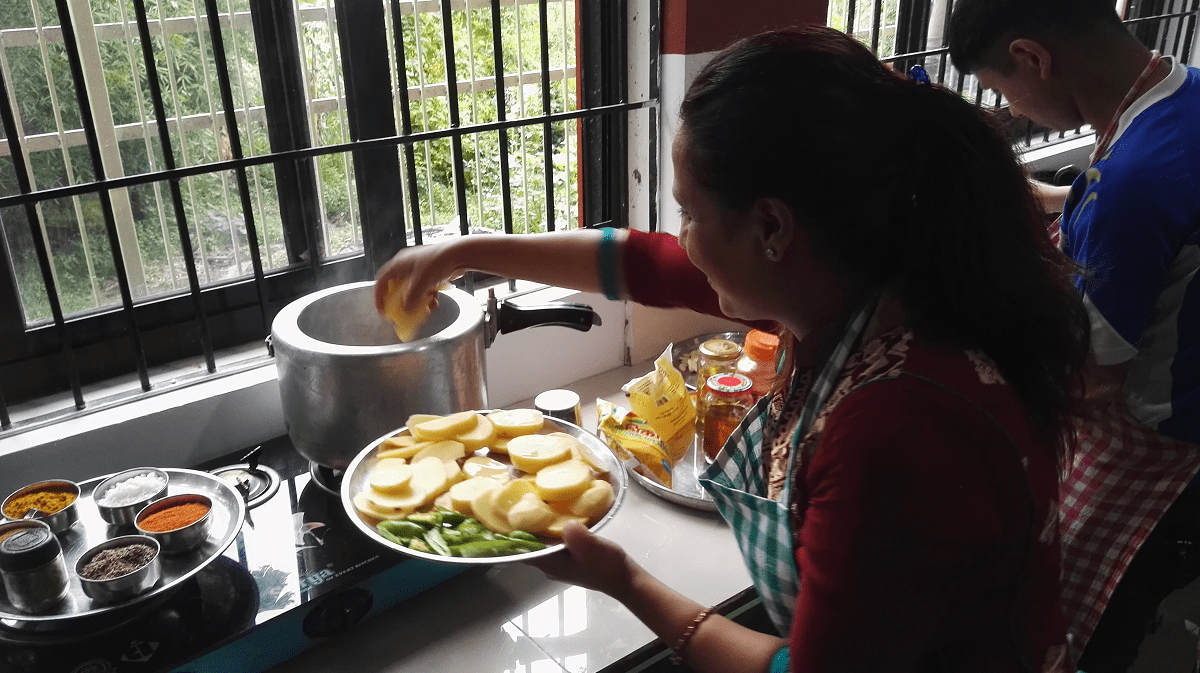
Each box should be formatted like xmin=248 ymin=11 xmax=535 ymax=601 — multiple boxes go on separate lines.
xmin=486 ymin=289 xmax=602 ymax=346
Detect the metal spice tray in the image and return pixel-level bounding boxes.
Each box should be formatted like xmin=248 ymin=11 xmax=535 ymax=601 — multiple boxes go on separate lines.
xmin=0 ymin=468 xmax=245 ymax=626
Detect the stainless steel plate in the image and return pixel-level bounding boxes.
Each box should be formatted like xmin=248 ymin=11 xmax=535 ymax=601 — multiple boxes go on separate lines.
xmin=625 ymin=436 xmax=718 ymax=512
xmin=671 ymin=331 xmax=747 ymax=390
xmin=341 ymin=414 xmax=627 ymax=565
xmin=0 ymin=468 xmax=245 ymax=625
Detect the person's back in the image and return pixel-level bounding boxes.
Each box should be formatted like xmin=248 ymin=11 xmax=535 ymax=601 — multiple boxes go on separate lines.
xmin=1060 ymin=63 xmax=1200 ymax=442
xmin=950 ymin=1 xmax=1200 ymax=669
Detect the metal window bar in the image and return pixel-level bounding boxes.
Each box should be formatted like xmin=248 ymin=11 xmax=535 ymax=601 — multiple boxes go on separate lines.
xmin=489 ymin=0 xmax=515 ymax=236
xmin=0 ymin=66 xmax=85 ymax=418
xmin=0 ymin=102 xmax=649 ymax=210
xmin=391 ymin=0 xmax=426 ymax=245
xmin=129 ymin=0 xmax=217 ymax=373
xmin=319 ymin=0 xmax=361 ymax=256
xmin=440 ymin=0 xmax=472 ymax=236
xmin=52 ymin=0 xmax=151 ymax=391
xmin=0 ymin=0 xmax=648 ymax=423
xmin=845 ymin=0 xmax=1199 ymax=150
xmin=200 ymin=0 xmax=270 ymax=333
xmin=539 ymin=0 xmax=553 ymax=232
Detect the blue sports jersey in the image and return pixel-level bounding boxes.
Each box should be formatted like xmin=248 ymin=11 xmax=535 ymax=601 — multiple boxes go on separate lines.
xmin=1061 ymin=59 xmax=1200 ymax=445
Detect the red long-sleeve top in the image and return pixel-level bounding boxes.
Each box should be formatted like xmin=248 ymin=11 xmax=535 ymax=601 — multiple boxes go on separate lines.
xmin=621 ymin=230 xmax=1069 ymax=673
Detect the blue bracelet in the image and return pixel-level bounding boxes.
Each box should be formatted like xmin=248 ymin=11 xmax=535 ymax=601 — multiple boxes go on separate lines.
xmin=597 ymin=227 xmax=621 ymax=300
xmin=769 ymin=646 xmax=789 ymax=673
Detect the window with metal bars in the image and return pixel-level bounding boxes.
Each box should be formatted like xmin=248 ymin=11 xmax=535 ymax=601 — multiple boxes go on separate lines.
xmin=830 ymin=0 xmax=1198 ymax=147
xmin=0 ymin=0 xmax=654 ymax=429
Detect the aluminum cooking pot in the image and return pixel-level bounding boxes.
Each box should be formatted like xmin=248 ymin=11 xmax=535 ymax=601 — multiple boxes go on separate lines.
xmin=270 ymin=281 xmax=600 ymax=469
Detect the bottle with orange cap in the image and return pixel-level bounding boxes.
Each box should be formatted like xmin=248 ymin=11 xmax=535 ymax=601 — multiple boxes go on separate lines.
xmin=736 ymin=329 xmax=781 ymax=398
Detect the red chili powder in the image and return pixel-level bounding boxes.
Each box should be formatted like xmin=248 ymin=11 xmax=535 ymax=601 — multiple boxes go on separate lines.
xmin=139 ymin=502 xmax=209 ymax=532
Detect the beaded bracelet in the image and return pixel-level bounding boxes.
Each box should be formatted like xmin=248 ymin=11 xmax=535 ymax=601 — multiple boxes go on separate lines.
xmin=670 ymin=606 xmax=716 ymax=666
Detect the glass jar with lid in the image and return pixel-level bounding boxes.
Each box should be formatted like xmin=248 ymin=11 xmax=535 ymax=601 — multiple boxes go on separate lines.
xmin=694 ymin=338 xmax=743 ymax=441
xmin=700 ymin=373 xmax=755 ymax=461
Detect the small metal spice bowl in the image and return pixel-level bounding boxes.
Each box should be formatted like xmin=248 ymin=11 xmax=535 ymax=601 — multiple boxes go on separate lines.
xmin=93 ymin=468 xmax=170 ymax=527
xmin=75 ymin=535 xmax=161 ymax=603
xmin=134 ymin=493 xmax=213 ymax=554
xmin=1 ymin=480 xmax=81 ymax=535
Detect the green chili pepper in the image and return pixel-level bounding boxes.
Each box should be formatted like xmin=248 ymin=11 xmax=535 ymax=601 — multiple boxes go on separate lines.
xmin=379 ymin=520 xmax=428 ymax=540
xmin=425 ymin=527 xmax=453 ymax=556
xmin=454 ymin=539 xmax=529 ymax=558
xmin=457 ymin=520 xmax=488 ymax=536
xmin=437 ymin=511 xmax=468 ymax=527
xmin=505 ymin=530 xmax=539 ymax=543
xmin=376 ymin=527 xmax=405 ymax=545
xmin=406 ymin=512 xmax=441 ymax=528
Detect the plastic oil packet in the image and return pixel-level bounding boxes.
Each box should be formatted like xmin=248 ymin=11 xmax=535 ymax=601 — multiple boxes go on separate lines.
xmin=622 ymin=345 xmax=696 ymax=464
xmin=596 ymin=399 xmax=673 ymax=487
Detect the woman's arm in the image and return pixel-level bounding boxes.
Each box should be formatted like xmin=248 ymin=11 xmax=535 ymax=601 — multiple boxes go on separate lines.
xmin=1030 ymin=180 xmax=1072 ymax=215
xmin=531 ymin=522 xmax=785 ymax=673
xmin=374 ymin=229 xmax=622 ymax=312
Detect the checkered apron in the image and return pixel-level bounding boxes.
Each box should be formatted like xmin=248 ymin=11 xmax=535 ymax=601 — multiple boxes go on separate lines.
xmin=699 ymin=298 xmax=877 ymax=634
xmin=1059 ymin=400 xmax=1200 ymax=656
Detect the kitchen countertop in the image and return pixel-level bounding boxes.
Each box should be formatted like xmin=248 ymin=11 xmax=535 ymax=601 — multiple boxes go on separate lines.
xmin=264 ymin=361 xmax=755 ymax=673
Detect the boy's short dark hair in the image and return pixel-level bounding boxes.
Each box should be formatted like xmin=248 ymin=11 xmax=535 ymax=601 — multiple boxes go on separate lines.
xmin=949 ymin=0 xmax=1125 ymax=73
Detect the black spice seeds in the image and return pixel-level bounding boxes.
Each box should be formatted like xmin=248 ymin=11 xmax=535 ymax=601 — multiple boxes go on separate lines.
xmin=80 ymin=544 xmax=156 ymax=580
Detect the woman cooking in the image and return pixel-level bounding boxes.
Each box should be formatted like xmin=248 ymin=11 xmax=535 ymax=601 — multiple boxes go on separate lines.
xmin=375 ymin=26 xmax=1090 ymax=673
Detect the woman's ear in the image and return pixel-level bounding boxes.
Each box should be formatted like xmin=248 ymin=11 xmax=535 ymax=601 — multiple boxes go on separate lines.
xmin=753 ymin=197 xmax=797 ymax=260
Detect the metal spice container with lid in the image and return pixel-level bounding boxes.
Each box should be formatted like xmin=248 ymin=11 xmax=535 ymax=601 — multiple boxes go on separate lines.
xmin=0 ymin=519 xmax=70 ymax=613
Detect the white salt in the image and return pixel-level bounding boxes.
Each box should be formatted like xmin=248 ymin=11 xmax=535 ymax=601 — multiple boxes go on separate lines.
xmin=98 ymin=472 xmax=166 ymax=507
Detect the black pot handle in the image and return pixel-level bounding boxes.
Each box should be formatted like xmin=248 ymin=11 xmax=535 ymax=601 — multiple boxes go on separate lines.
xmin=497 ymin=301 xmax=602 ymax=335
xmin=485 ymin=289 xmax=602 ymax=346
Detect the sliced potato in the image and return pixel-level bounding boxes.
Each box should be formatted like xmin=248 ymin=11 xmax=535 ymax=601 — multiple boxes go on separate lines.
xmin=449 ymin=477 xmax=500 ymax=515
xmin=487 ymin=408 xmax=544 ymax=437
xmin=352 ymin=493 xmax=411 ymax=520
xmin=560 ymin=437 xmax=610 ymax=475
xmin=487 ymin=436 xmax=511 ymax=455
xmin=534 ymin=459 xmax=593 ymax=502
xmin=377 ymin=440 xmax=435 ymax=461
xmin=456 ymin=413 xmax=497 ymax=451
xmin=383 ymin=434 xmax=417 ymax=448
xmin=412 ymin=440 xmax=467 ymax=464
xmin=470 ymin=484 xmax=514 ymax=534
xmin=546 ymin=513 xmax=588 ymax=538
xmin=490 ymin=479 xmax=538 ymax=517
xmin=367 ymin=458 xmax=414 ymax=494
xmin=413 ymin=411 xmax=479 ymax=442
xmin=569 ymin=479 xmax=615 ymax=521
xmin=463 ymin=455 xmax=512 ymax=481
xmin=367 ymin=486 xmax=427 ymax=512
xmin=444 ymin=459 xmax=464 ymax=486
xmin=409 ymin=456 xmax=450 ymax=504
xmin=406 ymin=414 xmax=443 ymax=442
xmin=382 ymin=278 xmax=434 ymax=342
xmin=432 ymin=492 xmax=454 ymax=511
xmin=507 ymin=434 xmax=571 ymax=473
xmin=506 ymin=492 xmax=556 ymax=534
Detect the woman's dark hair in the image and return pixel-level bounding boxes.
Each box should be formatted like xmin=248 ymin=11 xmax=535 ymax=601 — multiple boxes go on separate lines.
xmin=949 ymin=0 xmax=1126 ymax=73
xmin=678 ymin=25 xmax=1089 ymax=442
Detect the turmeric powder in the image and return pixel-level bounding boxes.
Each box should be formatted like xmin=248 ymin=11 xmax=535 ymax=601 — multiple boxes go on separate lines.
xmin=2 ymin=489 xmax=77 ymax=519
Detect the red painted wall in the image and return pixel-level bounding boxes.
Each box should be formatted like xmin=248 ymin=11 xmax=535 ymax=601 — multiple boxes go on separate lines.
xmin=662 ymin=0 xmax=830 ymax=55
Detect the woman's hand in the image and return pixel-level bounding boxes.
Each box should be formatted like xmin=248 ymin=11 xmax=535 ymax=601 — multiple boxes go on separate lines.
xmin=373 ymin=240 xmax=466 ymax=314
xmin=526 ymin=521 xmax=637 ymax=599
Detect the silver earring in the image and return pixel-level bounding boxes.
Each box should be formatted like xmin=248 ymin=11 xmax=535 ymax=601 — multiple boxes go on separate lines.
xmin=765 ymin=248 xmax=777 ymax=260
